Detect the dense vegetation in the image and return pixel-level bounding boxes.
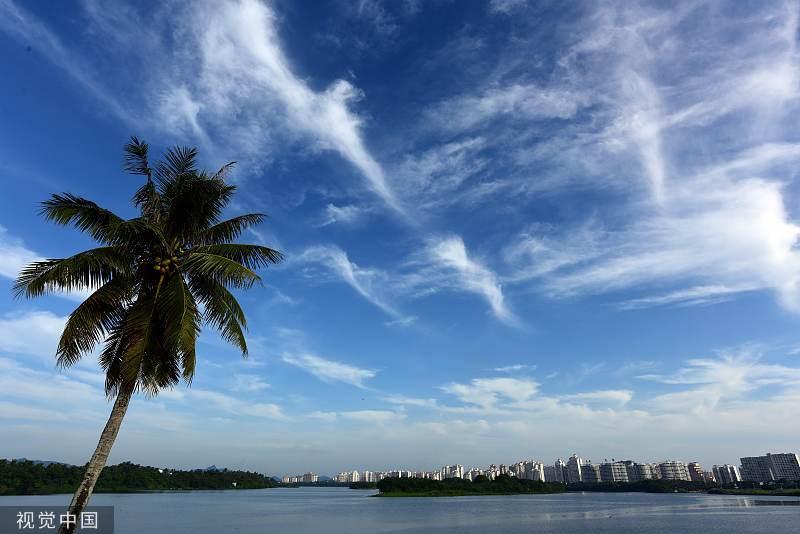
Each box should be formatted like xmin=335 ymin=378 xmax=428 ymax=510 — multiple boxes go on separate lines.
xmin=566 ymin=480 xmax=715 ymax=493
xmin=0 ymin=460 xmax=278 ymax=495
xmin=377 ymin=475 xmax=566 ymax=497
xmin=349 ymin=481 xmax=377 ymax=489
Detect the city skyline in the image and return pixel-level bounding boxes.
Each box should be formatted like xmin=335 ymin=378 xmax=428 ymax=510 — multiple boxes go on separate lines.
xmin=2 ymin=0 xmax=800 ymax=475
xmin=292 ymin=450 xmax=800 ymax=483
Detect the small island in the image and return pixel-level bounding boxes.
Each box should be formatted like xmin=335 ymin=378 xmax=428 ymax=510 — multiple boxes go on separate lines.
xmin=0 ymin=460 xmax=278 ymax=495
xmin=376 ymin=474 xmax=566 ymax=497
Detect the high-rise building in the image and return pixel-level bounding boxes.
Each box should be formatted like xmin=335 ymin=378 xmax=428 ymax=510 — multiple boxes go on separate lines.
xmin=712 ymin=464 xmax=741 ymax=485
xmin=740 ymin=453 xmax=800 ymax=482
xmin=658 ymin=461 xmax=690 ymax=481
xmin=301 ymin=472 xmax=319 ymax=483
xmin=687 ymin=462 xmax=705 ymax=483
xmin=582 ymin=463 xmax=601 ymax=483
xmin=441 ymin=464 xmax=464 ymax=479
xmin=623 ymin=461 xmax=655 ymax=481
xmin=566 ymin=454 xmax=584 ymax=483
xmin=554 ymin=458 xmax=567 ymax=482
xmin=545 ymin=459 xmax=566 ymax=483
xmin=599 ymin=461 xmax=629 ymax=482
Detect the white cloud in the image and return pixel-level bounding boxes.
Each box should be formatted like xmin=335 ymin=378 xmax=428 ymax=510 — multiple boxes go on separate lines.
xmin=316 ymin=204 xmax=367 ymax=227
xmin=0 ymin=226 xmax=94 ymax=302
xmin=0 ymin=401 xmax=67 ymax=422
xmin=340 ymin=410 xmax=405 ymax=424
xmin=172 ymin=0 xmax=402 ymax=212
xmin=441 ymin=377 xmax=539 ymax=408
xmin=525 ymin=174 xmax=800 ymax=311
xmin=431 ymin=84 xmax=587 ymax=132
xmin=391 ymin=138 xmax=489 ymax=209
xmin=0 ymin=0 xmax=403 ymax=214
xmin=297 ymin=245 xmax=410 ymax=322
xmin=189 ymin=389 xmax=285 ymax=419
xmin=639 ymin=348 xmax=800 ymax=415
xmin=560 ymin=389 xmax=633 ymax=406
xmin=494 ymin=364 xmax=535 ymax=373
xmin=617 ymin=285 xmax=759 ymax=310
xmin=0 ymin=0 xmax=134 ymax=124
xmin=307 ymin=410 xmax=338 ymax=422
xmin=0 ymin=225 xmax=39 ymax=280
xmin=0 ymin=311 xmax=66 ymax=361
xmin=383 ymin=394 xmax=439 ymax=409
xmin=282 ymin=352 xmax=376 ymax=388
xmin=427 ymin=236 xmax=517 ymax=324
xmin=488 ymin=0 xmax=527 ymax=14
xmin=232 ymin=374 xmax=271 ymax=392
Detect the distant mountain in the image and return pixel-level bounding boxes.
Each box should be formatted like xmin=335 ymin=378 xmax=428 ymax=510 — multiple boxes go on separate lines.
xmin=318 ymin=475 xmax=333 ymax=482
xmin=204 ymin=465 xmax=220 ymax=472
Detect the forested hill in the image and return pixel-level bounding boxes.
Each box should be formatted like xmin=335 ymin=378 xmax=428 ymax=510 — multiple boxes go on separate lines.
xmin=0 ymin=460 xmax=278 ymax=495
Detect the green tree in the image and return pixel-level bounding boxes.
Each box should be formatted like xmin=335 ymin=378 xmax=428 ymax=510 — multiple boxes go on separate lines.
xmin=14 ymin=138 xmax=282 ymax=534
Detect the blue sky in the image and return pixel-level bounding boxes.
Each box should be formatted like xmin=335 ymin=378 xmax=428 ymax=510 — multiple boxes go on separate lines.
xmin=1 ymin=0 xmax=800 ymax=476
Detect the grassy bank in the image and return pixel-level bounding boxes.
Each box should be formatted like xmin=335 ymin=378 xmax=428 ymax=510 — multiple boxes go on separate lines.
xmin=377 ymin=474 xmax=565 ymax=497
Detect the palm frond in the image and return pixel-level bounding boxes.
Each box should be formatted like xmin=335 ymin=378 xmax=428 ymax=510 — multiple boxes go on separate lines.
xmin=99 ymin=315 xmax=130 ymax=397
xmin=162 ymin=175 xmax=236 ymax=243
xmin=189 ymin=274 xmax=248 ymax=355
xmin=123 ymin=136 xmax=152 ymax=177
xmin=56 ymin=276 xmax=133 ymax=368
xmin=157 ymin=274 xmax=201 ymax=382
xmin=14 ymin=247 xmax=131 ymax=298
xmin=194 ymin=213 xmax=267 ymax=245
xmin=155 ymin=146 xmax=198 ymax=184
xmin=191 ymin=244 xmax=283 ymax=270
xmin=211 ymin=162 xmax=236 ymax=181
xmin=182 ymin=252 xmax=261 ymax=289
xmin=40 ymin=194 xmax=125 ymax=244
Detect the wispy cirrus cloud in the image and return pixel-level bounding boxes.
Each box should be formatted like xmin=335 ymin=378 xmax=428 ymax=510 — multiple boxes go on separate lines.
xmin=316 ymin=204 xmax=368 ymax=227
xmin=494 ymin=364 xmax=535 ymax=373
xmin=281 ymin=352 xmax=376 ymax=388
xmin=0 ymin=0 xmax=402 ymax=214
xmin=296 ymin=245 xmax=412 ymax=323
xmin=426 ymin=236 xmax=517 ymax=325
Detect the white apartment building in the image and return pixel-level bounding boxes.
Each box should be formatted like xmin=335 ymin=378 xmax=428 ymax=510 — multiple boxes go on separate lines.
xmin=581 ymin=463 xmax=601 ymax=483
xmin=658 ymin=461 xmax=690 ymax=481
xmin=623 ymin=461 xmax=655 ymax=481
xmin=712 ymin=464 xmax=741 ymax=485
xmin=566 ymin=454 xmax=584 ymax=483
xmin=441 ymin=464 xmax=464 ymax=479
xmin=599 ymin=461 xmax=629 ymax=482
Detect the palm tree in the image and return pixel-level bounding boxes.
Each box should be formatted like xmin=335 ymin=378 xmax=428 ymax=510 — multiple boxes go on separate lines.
xmin=14 ymin=137 xmax=282 ymax=534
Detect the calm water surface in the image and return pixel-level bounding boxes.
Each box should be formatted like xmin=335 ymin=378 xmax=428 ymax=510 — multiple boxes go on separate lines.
xmin=2 ymin=487 xmax=799 ymax=533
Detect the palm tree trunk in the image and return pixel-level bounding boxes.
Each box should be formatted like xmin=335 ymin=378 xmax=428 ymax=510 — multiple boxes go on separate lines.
xmin=58 ymin=384 xmax=134 ymax=534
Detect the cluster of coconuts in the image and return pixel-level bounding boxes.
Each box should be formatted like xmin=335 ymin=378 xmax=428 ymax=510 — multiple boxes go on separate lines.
xmin=152 ymin=254 xmax=180 ymax=275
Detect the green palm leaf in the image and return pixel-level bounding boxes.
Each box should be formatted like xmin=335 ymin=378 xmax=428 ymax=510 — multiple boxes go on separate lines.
xmin=56 ymin=276 xmax=133 ymax=368
xmin=192 ymin=244 xmax=283 ymax=270
xmin=183 ymin=252 xmax=262 ymax=288
xmin=14 ymin=247 xmax=131 ymax=298
xmin=195 ymin=213 xmax=267 ymax=245
xmin=40 ymin=194 xmax=126 ymax=244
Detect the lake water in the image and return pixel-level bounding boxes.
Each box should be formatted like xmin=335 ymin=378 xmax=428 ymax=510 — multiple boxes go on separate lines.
xmin=2 ymin=487 xmax=799 ymax=533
